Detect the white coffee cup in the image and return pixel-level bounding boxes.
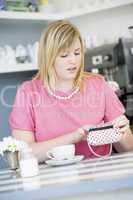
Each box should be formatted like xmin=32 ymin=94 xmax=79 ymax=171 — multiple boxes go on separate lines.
xmin=46 ymin=144 xmax=75 ymax=160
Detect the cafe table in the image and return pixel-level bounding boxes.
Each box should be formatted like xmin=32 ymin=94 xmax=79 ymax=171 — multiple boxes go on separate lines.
xmin=1 ymin=151 xmax=133 ymax=200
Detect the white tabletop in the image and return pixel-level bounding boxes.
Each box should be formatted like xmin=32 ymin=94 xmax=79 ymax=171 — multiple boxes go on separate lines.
xmin=1 ymin=151 xmax=133 ymax=200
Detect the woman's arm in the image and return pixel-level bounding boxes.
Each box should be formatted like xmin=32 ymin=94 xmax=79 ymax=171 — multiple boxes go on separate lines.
xmin=12 ymin=129 xmax=85 ymax=163
xmin=112 ymin=115 xmax=133 ymax=152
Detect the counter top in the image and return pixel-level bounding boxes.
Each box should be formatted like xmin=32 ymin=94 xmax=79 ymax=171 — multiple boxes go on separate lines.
xmin=1 ymin=152 xmax=133 ymax=200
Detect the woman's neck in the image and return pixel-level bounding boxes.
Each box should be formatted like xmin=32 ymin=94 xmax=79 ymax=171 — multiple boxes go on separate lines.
xmin=55 ymin=80 xmax=74 ymax=92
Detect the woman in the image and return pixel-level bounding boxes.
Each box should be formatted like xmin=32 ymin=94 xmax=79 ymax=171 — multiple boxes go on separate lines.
xmin=9 ymin=20 xmax=133 ymax=162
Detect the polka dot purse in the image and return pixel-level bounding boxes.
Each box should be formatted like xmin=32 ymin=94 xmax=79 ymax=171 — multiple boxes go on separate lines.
xmin=87 ymin=124 xmax=122 ymax=146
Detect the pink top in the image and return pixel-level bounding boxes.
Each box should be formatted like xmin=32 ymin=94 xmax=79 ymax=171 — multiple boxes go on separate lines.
xmin=9 ymin=75 xmax=125 ymax=158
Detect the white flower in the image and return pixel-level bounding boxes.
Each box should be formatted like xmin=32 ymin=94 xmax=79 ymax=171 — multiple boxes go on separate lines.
xmin=0 ymin=136 xmax=29 ymax=155
xmin=0 ymin=142 xmax=4 ymax=156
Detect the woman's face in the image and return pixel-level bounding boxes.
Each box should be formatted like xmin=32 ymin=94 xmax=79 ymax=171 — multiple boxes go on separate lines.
xmin=53 ymin=39 xmax=82 ymax=82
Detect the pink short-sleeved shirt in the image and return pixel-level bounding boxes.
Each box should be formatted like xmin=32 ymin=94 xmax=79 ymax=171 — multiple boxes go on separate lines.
xmin=9 ymin=75 xmax=125 ymax=158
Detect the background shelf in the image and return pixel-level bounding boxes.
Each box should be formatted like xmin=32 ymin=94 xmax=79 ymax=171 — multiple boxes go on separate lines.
xmin=0 ymin=63 xmax=38 ymax=73
xmin=0 ymin=0 xmax=133 ymax=21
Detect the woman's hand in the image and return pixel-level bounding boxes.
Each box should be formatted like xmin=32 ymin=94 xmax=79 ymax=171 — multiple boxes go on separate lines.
xmin=81 ymin=125 xmax=94 ymax=141
xmin=112 ymin=115 xmax=133 ymax=152
xmin=112 ymin=115 xmax=130 ymax=134
xmin=73 ymin=128 xmax=86 ymax=142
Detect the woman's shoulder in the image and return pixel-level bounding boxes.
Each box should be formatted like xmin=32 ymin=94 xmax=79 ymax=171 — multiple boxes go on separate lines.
xmin=18 ymin=78 xmax=42 ymax=92
xmin=83 ymin=72 xmax=105 ymax=86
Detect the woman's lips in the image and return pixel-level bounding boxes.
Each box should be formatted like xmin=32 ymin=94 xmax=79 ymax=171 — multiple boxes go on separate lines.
xmin=67 ymin=67 xmax=77 ymax=71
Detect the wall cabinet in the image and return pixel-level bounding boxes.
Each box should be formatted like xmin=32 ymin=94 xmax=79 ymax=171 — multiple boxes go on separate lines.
xmin=0 ymin=0 xmax=133 ymax=73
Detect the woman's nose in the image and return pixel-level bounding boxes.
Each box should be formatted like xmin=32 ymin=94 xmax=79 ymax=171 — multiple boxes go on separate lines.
xmin=69 ymin=54 xmax=76 ymax=63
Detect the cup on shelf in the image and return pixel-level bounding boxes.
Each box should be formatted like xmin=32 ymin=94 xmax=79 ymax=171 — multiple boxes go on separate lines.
xmin=0 ymin=45 xmax=17 ymax=65
xmin=0 ymin=47 xmax=6 ymax=65
xmin=27 ymin=42 xmax=39 ymax=64
xmin=15 ymin=45 xmax=28 ymax=64
xmin=5 ymin=45 xmax=16 ymax=65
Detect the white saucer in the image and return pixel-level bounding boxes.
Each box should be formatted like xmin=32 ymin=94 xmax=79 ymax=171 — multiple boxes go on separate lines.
xmin=45 ymin=155 xmax=84 ymax=166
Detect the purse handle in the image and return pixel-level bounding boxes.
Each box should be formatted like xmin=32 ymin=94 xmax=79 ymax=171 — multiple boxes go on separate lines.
xmin=87 ymin=143 xmax=112 ymax=158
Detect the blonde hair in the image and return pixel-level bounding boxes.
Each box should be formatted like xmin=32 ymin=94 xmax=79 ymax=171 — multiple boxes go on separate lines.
xmin=34 ymin=20 xmax=85 ymax=89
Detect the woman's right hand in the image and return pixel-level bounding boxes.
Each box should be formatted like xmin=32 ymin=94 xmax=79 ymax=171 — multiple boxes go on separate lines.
xmin=81 ymin=124 xmax=94 ymax=141
xmin=73 ymin=128 xmax=86 ymax=143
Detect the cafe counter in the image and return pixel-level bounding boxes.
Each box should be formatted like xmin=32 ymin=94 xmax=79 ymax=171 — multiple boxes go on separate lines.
xmin=1 ymin=152 xmax=133 ymax=200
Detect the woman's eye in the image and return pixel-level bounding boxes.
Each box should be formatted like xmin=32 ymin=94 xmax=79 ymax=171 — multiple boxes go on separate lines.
xmin=60 ymin=54 xmax=68 ymax=58
xmin=75 ymin=52 xmax=80 ymax=56
xmin=60 ymin=51 xmax=80 ymax=58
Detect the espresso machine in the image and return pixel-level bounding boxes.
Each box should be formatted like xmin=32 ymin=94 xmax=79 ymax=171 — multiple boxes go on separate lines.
xmin=85 ymin=37 xmax=133 ymax=121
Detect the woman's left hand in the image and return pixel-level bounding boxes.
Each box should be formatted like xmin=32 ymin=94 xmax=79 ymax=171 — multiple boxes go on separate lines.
xmin=112 ymin=115 xmax=133 ymax=152
xmin=112 ymin=115 xmax=130 ymax=134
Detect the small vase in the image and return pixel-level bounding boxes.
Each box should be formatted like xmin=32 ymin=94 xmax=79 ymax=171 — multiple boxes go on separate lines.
xmin=4 ymin=151 xmax=19 ymax=170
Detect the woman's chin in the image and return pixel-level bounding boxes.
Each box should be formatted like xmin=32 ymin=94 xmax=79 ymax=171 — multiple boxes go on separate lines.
xmin=65 ymin=74 xmax=77 ymax=80
xmin=67 ymin=71 xmax=78 ymax=79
